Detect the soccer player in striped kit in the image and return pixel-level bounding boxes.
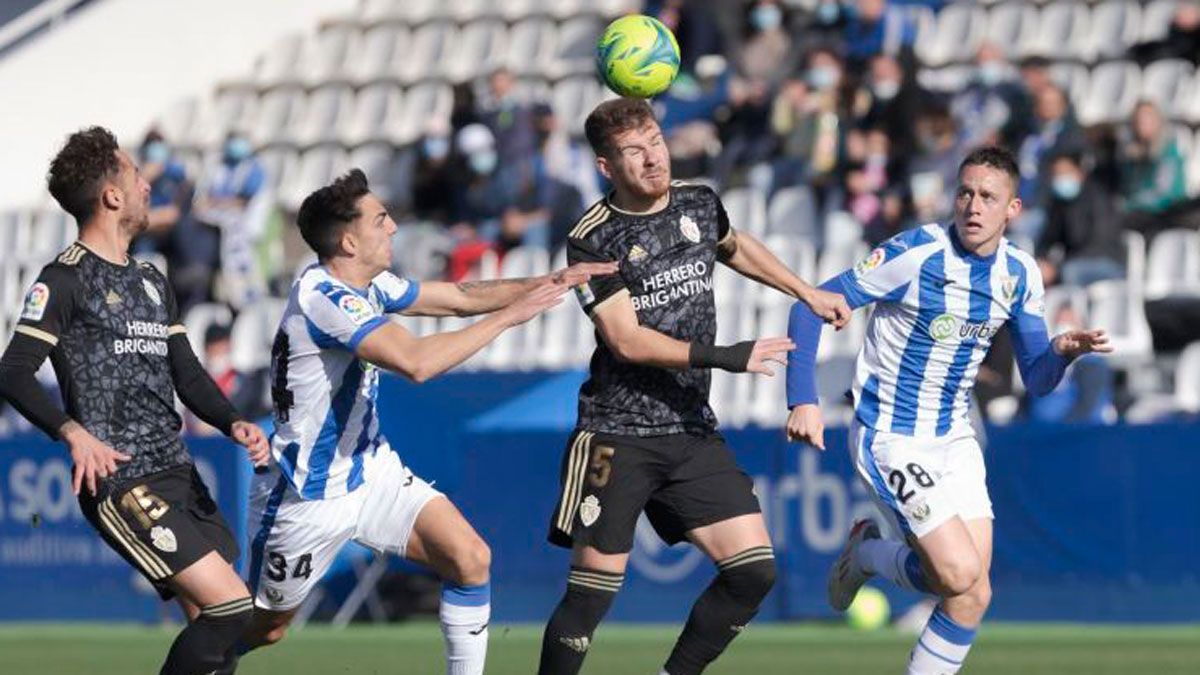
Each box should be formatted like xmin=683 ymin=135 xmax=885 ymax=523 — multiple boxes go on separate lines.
xmin=786 ymin=146 xmax=1112 ymax=674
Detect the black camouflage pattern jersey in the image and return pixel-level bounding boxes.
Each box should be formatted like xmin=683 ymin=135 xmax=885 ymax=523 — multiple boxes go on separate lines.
xmin=15 ymin=243 xmax=190 ymax=480
xmin=569 ymin=183 xmax=734 ymax=436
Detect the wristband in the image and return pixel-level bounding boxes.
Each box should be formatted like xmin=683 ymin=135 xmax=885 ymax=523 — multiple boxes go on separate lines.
xmin=688 ymin=340 xmax=755 ymax=372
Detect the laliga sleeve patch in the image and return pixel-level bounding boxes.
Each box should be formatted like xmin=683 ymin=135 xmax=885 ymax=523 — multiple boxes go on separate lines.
xmin=574 ymin=283 xmax=596 ymax=307
xmin=853 ymin=248 xmax=885 ymax=278
xmin=20 ymin=282 xmax=50 ymax=321
xmin=338 ymin=294 xmax=374 ymax=325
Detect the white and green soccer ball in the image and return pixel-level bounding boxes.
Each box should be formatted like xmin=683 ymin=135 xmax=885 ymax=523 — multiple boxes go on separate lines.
xmin=595 ymin=14 xmax=681 ymax=98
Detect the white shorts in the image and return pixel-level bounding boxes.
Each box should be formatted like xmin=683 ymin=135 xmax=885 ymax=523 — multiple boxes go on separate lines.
xmin=849 ymin=419 xmax=993 ymax=540
xmin=247 ymin=445 xmax=442 ymax=611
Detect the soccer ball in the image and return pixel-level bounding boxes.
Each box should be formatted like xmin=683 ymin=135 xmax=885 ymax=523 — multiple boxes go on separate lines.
xmin=595 ymin=14 xmax=681 ymax=98
xmin=846 ymin=587 xmax=891 ymax=630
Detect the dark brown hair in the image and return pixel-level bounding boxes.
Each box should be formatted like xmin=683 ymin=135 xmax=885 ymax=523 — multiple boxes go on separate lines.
xmin=959 ymin=145 xmax=1020 ymax=187
xmin=297 ymin=168 xmax=370 ymax=260
xmin=47 ymin=126 xmax=122 ymax=223
xmin=584 ymin=97 xmax=658 ymax=158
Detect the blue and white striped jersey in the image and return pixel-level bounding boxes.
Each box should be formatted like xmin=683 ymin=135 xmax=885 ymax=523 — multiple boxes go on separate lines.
xmin=269 ymin=265 xmax=420 ymax=499
xmin=835 ymin=223 xmax=1046 ymax=437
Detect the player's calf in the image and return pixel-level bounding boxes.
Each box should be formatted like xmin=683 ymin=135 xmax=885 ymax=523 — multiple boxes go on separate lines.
xmin=538 ymin=565 xmax=626 ymax=675
xmin=160 ymin=596 xmax=253 ymax=675
xmin=663 ymin=546 xmax=776 ymax=675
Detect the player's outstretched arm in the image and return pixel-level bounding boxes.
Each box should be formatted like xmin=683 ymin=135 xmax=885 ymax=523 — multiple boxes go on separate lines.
xmin=590 ymin=291 xmax=794 ymax=374
xmin=719 ymin=229 xmax=851 ymax=328
xmin=403 ymin=262 xmax=618 ymax=317
xmin=358 ymin=281 xmax=569 ymax=382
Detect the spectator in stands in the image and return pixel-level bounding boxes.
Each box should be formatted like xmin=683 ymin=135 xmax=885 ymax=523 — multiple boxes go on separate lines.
xmin=906 ymin=103 xmax=962 ymax=223
xmin=796 ymin=0 xmax=849 ymax=52
xmin=655 ymin=55 xmax=731 ymax=179
xmin=852 ymin=52 xmax=928 ymax=165
xmin=1017 ymin=55 xmax=1054 ymax=100
xmin=446 ymin=124 xmax=519 ymax=279
xmin=1119 ymin=101 xmax=1188 ymax=217
xmin=842 ymin=0 xmax=918 ymax=68
xmin=132 ymin=129 xmax=191 ymax=255
xmin=191 ymin=131 xmax=269 ymax=310
xmin=479 ymin=67 xmax=537 ymax=175
xmin=951 ymin=43 xmax=1031 ymax=150
xmin=1129 ymin=0 xmax=1200 ymax=66
xmin=412 ymin=121 xmax=457 ymax=224
xmin=187 ymin=323 xmax=267 ymax=436
xmin=843 ymin=128 xmax=889 ymax=225
xmin=648 ymin=0 xmax=725 ymax=74
xmin=1035 ymin=151 xmax=1125 ymax=288
xmin=1015 ymin=84 xmax=1087 ymax=239
xmin=862 ymin=186 xmax=913 ymax=246
xmin=1024 ymin=304 xmax=1115 ymax=424
xmin=738 ymin=0 xmax=793 ymax=84
xmin=769 ymin=48 xmax=848 ymax=204
xmin=533 ymin=102 xmax=601 ymax=208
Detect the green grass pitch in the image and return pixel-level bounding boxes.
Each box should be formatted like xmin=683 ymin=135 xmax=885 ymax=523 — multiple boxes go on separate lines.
xmin=1 ymin=622 xmax=1197 ymax=673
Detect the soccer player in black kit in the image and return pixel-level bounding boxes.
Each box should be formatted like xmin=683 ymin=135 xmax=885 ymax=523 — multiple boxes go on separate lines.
xmin=0 ymin=127 xmax=270 ymax=675
xmin=538 ymin=98 xmax=851 ymax=674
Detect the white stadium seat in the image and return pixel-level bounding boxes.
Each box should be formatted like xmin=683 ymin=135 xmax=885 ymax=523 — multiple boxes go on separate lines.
xmin=1086 ymin=279 xmax=1154 ymax=366
xmin=301 ymin=26 xmax=357 ymax=87
xmin=342 ymin=83 xmax=404 ymax=146
xmin=347 ymin=143 xmax=399 ymax=203
xmin=1139 ymin=59 xmax=1194 ymax=118
xmin=442 ymin=19 xmax=507 ymax=83
xmin=504 ymin=17 xmax=558 ymax=77
xmin=343 ymin=25 xmax=409 ymax=85
xmin=1175 ymin=341 xmax=1200 ymax=411
xmin=254 ymin=33 xmax=307 ymax=90
xmin=1027 ymin=2 xmax=1090 ymax=61
xmin=395 ymin=21 xmax=456 ymax=85
xmin=915 ymin=3 xmax=986 ymax=68
xmin=391 ymin=82 xmax=453 ymax=145
xmin=547 ymin=16 xmax=605 ymax=79
xmin=551 ymin=76 xmax=605 ymax=139
xmin=985 ymin=2 xmax=1040 ymax=61
xmin=1048 ymin=62 xmax=1090 ymax=111
xmin=250 ymin=87 xmax=308 ymax=147
xmin=1079 ymin=1 xmax=1141 ymax=63
xmin=1077 ymin=61 xmax=1141 ymax=126
xmin=279 ymin=146 xmax=350 ymax=212
xmin=231 ymin=299 xmax=287 ymax=372
xmin=294 ymin=84 xmax=356 ymax=147
xmin=359 ymin=0 xmax=446 ymax=26
xmin=721 ymin=187 xmax=768 ymax=238
xmin=485 ymin=246 xmax=550 ymax=370
xmin=1042 ymin=284 xmax=1090 ymax=328
xmin=817 ymin=242 xmax=867 ymax=286
xmin=1144 ymin=229 xmax=1200 ymax=300
xmin=182 ymin=303 xmax=234 ymax=365
xmin=1191 ymin=129 xmax=1200 ymax=196
xmin=1139 ymin=0 xmax=1180 ymax=43
xmin=823 ymin=211 xmax=865 ymax=252
xmin=766 ymin=185 xmax=819 ymax=242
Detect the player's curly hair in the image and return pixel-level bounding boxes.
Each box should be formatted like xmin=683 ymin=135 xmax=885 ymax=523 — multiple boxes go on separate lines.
xmin=584 ymin=97 xmax=657 ymax=158
xmin=959 ymin=145 xmax=1020 ymax=188
xmin=297 ymin=168 xmax=370 ymax=260
xmin=47 ymin=126 xmax=122 ymax=223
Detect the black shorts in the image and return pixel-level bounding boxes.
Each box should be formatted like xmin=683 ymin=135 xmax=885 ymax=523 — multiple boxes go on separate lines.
xmin=79 ymin=463 xmax=239 ymax=601
xmin=548 ymin=430 xmax=761 ymax=554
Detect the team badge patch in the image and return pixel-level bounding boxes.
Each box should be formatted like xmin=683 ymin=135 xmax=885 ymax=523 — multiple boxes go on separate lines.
xmin=338 ymin=294 xmax=373 ymax=324
xmin=906 ymin=499 xmax=932 ymax=524
xmin=265 ymin=587 xmax=285 ymax=604
xmin=20 ymin=282 xmax=50 ymax=321
xmin=999 ymin=276 xmax=1018 ymax=304
xmin=854 ymin=248 xmax=885 ymax=277
xmin=579 ymin=495 xmax=601 ymax=527
xmin=679 ymin=214 xmax=700 ymax=243
xmin=150 ymin=525 xmax=177 ymax=553
xmin=627 ymin=244 xmax=649 ymax=263
xmin=142 ymin=279 xmax=162 ymax=306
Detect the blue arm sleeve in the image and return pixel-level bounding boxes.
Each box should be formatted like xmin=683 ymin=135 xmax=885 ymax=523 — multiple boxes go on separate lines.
xmin=786 ymin=276 xmax=860 ymax=407
xmin=1010 ymin=310 xmax=1074 ymax=396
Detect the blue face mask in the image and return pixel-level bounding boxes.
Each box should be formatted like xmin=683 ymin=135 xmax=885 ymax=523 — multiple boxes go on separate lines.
xmin=1052 ymin=176 xmax=1082 ymax=201
xmin=816 ymin=2 xmax=840 ymax=25
xmin=469 ymin=150 xmax=498 ymax=175
xmin=751 ymin=4 xmax=783 ymax=31
xmin=423 ymin=136 xmax=450 ymax=160
xmin=224 ymin=137 xmax=252 ymax=164
xmin=978 ymin=62 xmax=1005 ymax=87
xmin=144 ymin=141 xmax=169 ymax=164
xmin=807 ymin=66 xmax=839 ymax=91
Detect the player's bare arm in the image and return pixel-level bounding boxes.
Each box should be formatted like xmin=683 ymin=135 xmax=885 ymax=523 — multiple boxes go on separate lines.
xmin=357 ymin=281 xmax=569 ymax=382
xmin=404 ymin=262 xmax=618 ymax=317
xmin=59 ymin=420 xmax=132 ymax=496
xmin=718 ymin=229 xmax=850 ymax=328
xmin=590 ymin=291 xmax=794 ymax=374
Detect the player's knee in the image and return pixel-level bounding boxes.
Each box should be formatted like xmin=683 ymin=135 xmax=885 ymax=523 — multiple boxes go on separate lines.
xmin=963 ymin=575 xmax=992 ymax=614
xmin=450 ymin=538 xmax=491 ymax=587
xmin=720 ymin=548 xmax=776 ymax=606
xmin=930 ymin=553 xmax=981 ymax=596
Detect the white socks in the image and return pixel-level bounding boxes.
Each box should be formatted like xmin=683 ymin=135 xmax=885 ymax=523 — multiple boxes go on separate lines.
xmin=906 ymin=605 xmax=976 ymax=674
xmin=440 ymin=582 xmax=490 ymax=675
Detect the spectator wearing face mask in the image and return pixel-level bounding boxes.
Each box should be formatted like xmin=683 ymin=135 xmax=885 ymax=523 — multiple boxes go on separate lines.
xmin=843 ymin=0 xmax=919 ymax=68
xmin=905 ymin=103 xmax=963 ymax=223
xmin=950 ymin=43 xmax=1031 ymax=149
xmin=769 ymin=47 xmax=849 ymax=202
xmin=1024 ymin=304 xmax=1115 ymax=424
xmin=853 ymin=52 xmax=930 ymax=165
xmin=446 ymin=124 xmax=521 ymax=279
xmin=1014 ymin=84 xmax=1087 ymax=242
xmin=412 ymin=123 xmax=457 ymax=223
xmin=1036 ymin=151 xmax=1125 ymax=288
xmin=647 ymin=0 xmax=725 ymax=73
xmin=133 ymin=129 xmax=192 ymax=255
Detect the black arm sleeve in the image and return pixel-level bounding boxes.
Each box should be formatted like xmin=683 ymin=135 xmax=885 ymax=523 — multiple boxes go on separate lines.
xmin=0 ymin=333 xmax=70 ymax=440
xmin=168 ymin=334 xmax=242 ymax=436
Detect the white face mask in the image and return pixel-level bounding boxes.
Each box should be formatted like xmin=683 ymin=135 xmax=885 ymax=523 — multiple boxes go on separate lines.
xmin=872 ymin=80 xmax=900 ymax=101
xmin=207 ymin=354 xmax=232 ymax=374
xmin=469 ymin=150 xmax=498 ymax=175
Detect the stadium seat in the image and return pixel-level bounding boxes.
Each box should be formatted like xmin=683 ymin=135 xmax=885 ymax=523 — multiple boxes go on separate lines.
xmin=1077 ymin=61 xmax=1141 ymax=126
xmin=441 ymin=19 xmax=507 ymax=83
xmin=1175 ymin=341 xmax=1200 ymax=411
xmin=294 ymin=84 xmax=356 ymax=147
xmin=914 ymin=2 xmax=986 ymax=68
xmin=450 ymin=0 xmax=503 ymax=23
xmin=1123 ymin=230 xmax=1147 ymax=291
xmin=815 ymin=354 xmax=857 ymax=428
xmin=359 ymin=0 xmax=447 ymax=26
xmin=256 ymin=147 xmax=299 ymax=194
xmin=823 ymin=211 xmax=865 ymax=252
xmin=1144 ymin=229 xmax=1200 ymax=300
xmin=343 ymin=25 xmax=408 ymax=85
xmin=1139 ymin=59 xmax=1194 ymax=118
xmin=504 ymin=17 xmax=558 ymax=77
xmin=485 ymin=246 xmax=550 ymax=370
xmin=0 ymin=210 xmax=19 ymax=257
xmin=1048 ymin=62 xmax=1090 ymax=112
xmin=341 ymin=83 xmax=404 ymax=146
xmin=153 ymin=97 xmax=202 ymax=149
xmin=1086 ymin=279 xmax=1154 ymax=366
xmin=766 ymin=185 xmax=819 ymax=243
xmin=301 ymin=25 xmax=357 ymax=87
xmin=396 ymin=21 xmax=456 ymax=85
xmin=391 ymin=82 xmax=453 ymax=145
xmin=250 ymin=87 xmax=308 ymax=148
xmin=748 ymin=302 xmax=791 ymax=427
xmin=254 ymin=33 xmax=307 ymax=90
xmin=347 ymin=143 xmax=399 ymax=203
xmin=186 ymin=89 xmax=260 ymax=150
xmin=231 ymin=298 xmax=286 ymax=372
xmin=721 ymin=187 xmax=768 ymax=238
xmin=1027 ymin=2 xmax=1090 ymax=61
xmin=816 ymin=242 xmax=868 ymax=285
xmin=916 ymin=65 xmax=975 ymax=94
xmin=1139 ymin=0 xmax=1180 ymax=43
xmin=551 ymin=76 xmax=604 ymax=139
xmin=547 ymin=16 xmax=605 ymax=79
xmin=279 ymin=146 xmax=350 ymax=213
xmin=1042 ymin=284 xmax=1090 ymax=328
xmin=985 ymin=2 xmax=1040 ymax=61
xmin=1079 ymin=1 xmax=1141 ymax=63
xmin=182 ymin=303 xmax=234 ymax=364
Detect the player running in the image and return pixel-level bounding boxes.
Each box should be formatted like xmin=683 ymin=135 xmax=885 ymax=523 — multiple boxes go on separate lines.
xmin=785 ymin=146 xmax=1112 ymax=674
xmin=538 ymin=98 xmax=850 ymax=675
xmin=223 ymin=169 xmax=613 ymax=675
xmin=0 ymin=127 xmax=270 ymax=675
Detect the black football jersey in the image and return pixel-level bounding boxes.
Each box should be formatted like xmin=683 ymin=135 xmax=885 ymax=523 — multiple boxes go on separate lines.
xmin=14 ymin=243 xmax=190 ymax=480
xmin=568 ymin=183 xmax=735 ymax=436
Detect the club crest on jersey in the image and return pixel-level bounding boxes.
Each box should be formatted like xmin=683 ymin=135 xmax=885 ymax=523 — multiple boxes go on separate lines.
xmin=265 ymin=587 xmax=285 ymax=604
xmin=906 ymin=499 xmax=932 ymax=523
xmin=627 ymin=244 xmax=649 ymax=263
xmin=679 ymin=214 xmax=700 ymax=243
xmin=150 ymin=525 xmax=177 ymax=552
xmin=142 ymin=279 xmax=162 ymax=306
xmin=579 ymin=495 xmax=601 ymax=527
xmin=339 ymin=294 xmax=372 ymax=324
xmin=20 ymin=282 xmax=49 ymax=321
xmin=999 ymin=276 xmax=1018 ymax=304
xmin=854 ymin=248 xmax=885 ymax=277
